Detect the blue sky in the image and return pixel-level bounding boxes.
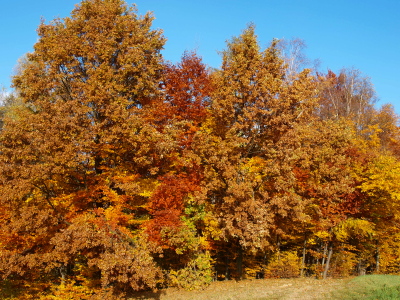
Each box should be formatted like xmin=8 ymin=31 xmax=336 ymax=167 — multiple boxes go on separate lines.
xmin=1 ymin=0 xmax=399 ymax=112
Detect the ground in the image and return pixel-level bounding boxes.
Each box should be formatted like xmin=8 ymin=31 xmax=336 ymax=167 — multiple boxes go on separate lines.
xmin=129 ymin=277 xmax=348 ymax=300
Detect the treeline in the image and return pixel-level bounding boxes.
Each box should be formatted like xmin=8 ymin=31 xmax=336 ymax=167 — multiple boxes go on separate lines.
xmin=1 ymin=0 xmax=400 ymax=299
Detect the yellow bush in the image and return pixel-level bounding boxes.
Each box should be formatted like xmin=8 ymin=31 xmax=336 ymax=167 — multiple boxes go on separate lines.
xmin=37 ymin=281 xmax=122 ymax=300
xmin=168 ymin=252 xmax=213 ymax=290
xmin=329 ymin=250 xmax=358 ymax=278
xmin=265 ymin=251 xmax=301 ymax=278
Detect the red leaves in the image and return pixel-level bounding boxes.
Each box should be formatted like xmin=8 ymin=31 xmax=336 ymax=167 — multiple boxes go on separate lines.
xmin=150 ymin=173 xmax=200 ymax=212
xmin=146 ymin=172 xmax=202 ymax=244
xmin=1 ymin=1 xmax=400 ymax=293
xmin=148 ymin=51 xmax=211 ymax=136
xmin=163 ymin=51 xmax=211 ymax=125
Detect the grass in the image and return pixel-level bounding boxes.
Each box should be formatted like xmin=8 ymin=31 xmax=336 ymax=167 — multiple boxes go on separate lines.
xmin=2 ymin=275 xmax=399 ymax=299
xmin=331 ymin=275 xmax=400 ymax=300
xmin=129 ymin=275 xmax=400 ymax=300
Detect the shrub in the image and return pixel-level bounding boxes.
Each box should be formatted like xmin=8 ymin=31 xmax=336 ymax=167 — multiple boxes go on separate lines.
xmin=264 ymin=251 xmax=301 ymax=278
xmin=168 ymin=252 xmax=213 ymax=290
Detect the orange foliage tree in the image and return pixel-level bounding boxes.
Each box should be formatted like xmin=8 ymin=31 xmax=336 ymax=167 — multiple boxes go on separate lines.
xmin=195 ymin=25 xmax=317 ymax=278
xmin=144 ymin=51 xmax=214 ymax=287
xmin=0 ymin=0 xmax=166 ymax=296
xmin=2 ymin=1 xmax=400 ymax=297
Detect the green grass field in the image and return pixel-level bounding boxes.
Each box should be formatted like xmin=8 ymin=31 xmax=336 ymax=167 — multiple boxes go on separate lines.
xmin=331 ymin=275 xmax=400 ymax=300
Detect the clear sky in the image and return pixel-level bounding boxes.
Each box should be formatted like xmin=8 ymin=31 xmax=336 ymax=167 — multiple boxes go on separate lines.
xmin=1 ymin=0 xmax=399 ymax=112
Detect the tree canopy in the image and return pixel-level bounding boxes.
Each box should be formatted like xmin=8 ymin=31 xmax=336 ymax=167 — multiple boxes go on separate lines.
xmin=0 ymin=1 xmax=399 ymax=299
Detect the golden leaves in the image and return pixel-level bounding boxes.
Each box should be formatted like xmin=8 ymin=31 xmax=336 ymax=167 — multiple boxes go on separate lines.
xmin=2 ymin=0 xmax=400 ymax=294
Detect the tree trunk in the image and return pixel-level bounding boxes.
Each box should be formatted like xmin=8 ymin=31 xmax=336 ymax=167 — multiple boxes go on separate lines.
xmin=321 ymin=242 xmax=328 ymax=268
xmin=319 ymin=242 xmax=328 ymax=278
xmin=261 ymin=252 xmax=267 ymax=279
xmin=375 ymin=246 xmax=380 ymax=273
xmin=301 ymin=239 xmax=307 ymax=277
xmin=236 ymin=245 xmax=243 ymax=280
xmin=358 ymin=259 xmax=366 ymax=276
xmin=323 ymin=243 xmax=333 ymax=279
xmin=60 ymin=265 xmax=66 ymax=285
xmin=225 ymin=254 xmax=230 ymax=281
xmin=314 ymin=248 xmax=320 ymax=279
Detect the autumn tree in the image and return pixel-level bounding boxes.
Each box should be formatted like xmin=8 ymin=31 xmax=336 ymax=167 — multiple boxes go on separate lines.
xmin=1 ymin=0 xmax=400 ymax=292
xmin=0 ymin=0 xmax=167 ymax=295
xmin=285 ymin=119 xmax=368 ymax=277
xmin=197 ymin=25 xmax=317 ymax=278
xmin=371 ymin=104 xmax=400 ymax=155
xmin=316 ymin=68 xmax=378 ymax=128
xmin=277 ymin=37 xmax=319 ymax=82
xmin=356 ymin=151 xmax=400 ymax=272
xmin=144 ymin=51 xmax=214 ymax=288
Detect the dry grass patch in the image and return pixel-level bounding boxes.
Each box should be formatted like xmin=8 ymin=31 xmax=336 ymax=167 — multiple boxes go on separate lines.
xmin=129 ymin=277 xmax=346 ymax=300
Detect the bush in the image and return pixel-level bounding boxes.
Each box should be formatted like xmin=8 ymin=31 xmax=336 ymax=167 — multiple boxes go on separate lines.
xmin=330 ymin=250 xmax=358 ymax=278
xmin=264 ymin=251 xmax=301 ymax=278
xmin=168 ymin=252 xmax=213 ymax=290
xmin=37 ymin=281 xmax=124 ymax=300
